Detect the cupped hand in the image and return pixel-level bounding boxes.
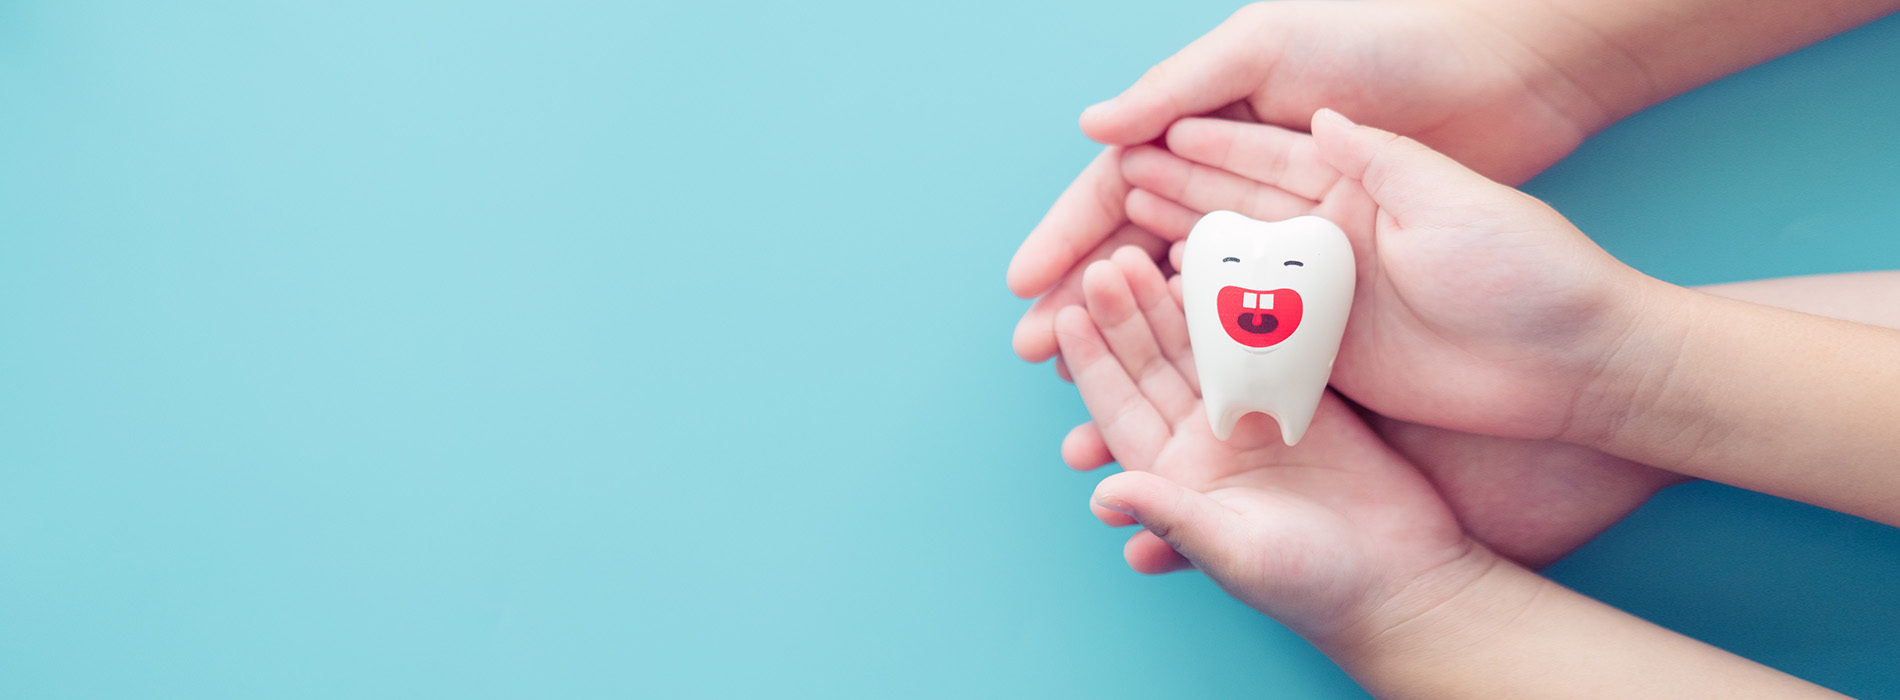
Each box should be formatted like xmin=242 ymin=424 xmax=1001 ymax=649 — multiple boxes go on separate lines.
xmin=1080 ymin=1 xmax=1603 ymax=183
xmin=1366 ymin=417 xmax=1688 ymax=568
xmin=1010 ymin=0 xmax=1609 ymax=364
xmin=1055 ymin=248 xmax=1490 ymax=641
xmin=1103 ymin=113 xmax=1688 ymax=566
xmin=1134 ymin=112 xmax=1660 ymax=441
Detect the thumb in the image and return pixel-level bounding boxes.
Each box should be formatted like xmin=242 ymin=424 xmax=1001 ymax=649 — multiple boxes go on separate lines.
xmin=1310 ymin=108 xmax=1512 ymax=224
xmin=1092 ymin=471 xmax=1244 ymax=571
xmin=1080 ymin=6 xmax=1278 ymax=145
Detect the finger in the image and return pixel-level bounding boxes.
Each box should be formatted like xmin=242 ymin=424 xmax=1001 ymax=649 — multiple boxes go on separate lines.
xmin=1078 ymin=5 xmax=1278 ymax=145
xmin=1081 ymin=259 xmax=1199 ymax=423
xmin=1092 ymin=501 xmax=1138 ymax=527
xmin=1310 ymin=108 xmax=1509 ymax=224
xmin=1054 ymin=354 xmax=1072 ymax=383
xmin=1092 ymin=471 xmax=1244 ymax=569
xmin=1124 ymin=529 xmax=1195 ymax=574
xmin=1110 ymin=247 xmax=1198 ymax=394
xmin=1008 ymin=147 xmax=1132 ymax=298
xmin=1124 ymin=188 xmax=1203 ymax=241
xmin=1166 ymin=118 xmax=1340 ymax=201
xmin=1055 ymin=306 xmax=1172 ymax=471
xmin=1014 ymin=287 xmax=1077 ymax=363
xmin=1012 ymin=224 xmax=1169 ymax=362
xmin=1121 ymin=145 xmax=1316 ymax=222
xmin=1061 ymin=422 xmax=1114 ymax=471
xmin=1169 ymin=243 xmax=1184 ymax=274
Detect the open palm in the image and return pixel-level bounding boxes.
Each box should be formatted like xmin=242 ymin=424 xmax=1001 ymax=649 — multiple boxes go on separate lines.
xmin=1055 ymin=248 xmax=1475 ymax=638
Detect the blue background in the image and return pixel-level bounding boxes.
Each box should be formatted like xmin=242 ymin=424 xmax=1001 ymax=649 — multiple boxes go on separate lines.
xmin=3 ymin=2 xmax=1897 ymax=697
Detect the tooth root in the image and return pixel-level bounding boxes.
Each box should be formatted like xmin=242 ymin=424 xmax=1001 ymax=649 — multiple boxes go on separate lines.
xmin=1208 ymin=404 xmax=1311 ymax=445
xmin=1242 ymin=292 xmax=1257 ymax=309
xmin=1277 ymin=408 xmax=1312 ymax=446
xmin=1211 ymin=405 xmax=1243 ymax=441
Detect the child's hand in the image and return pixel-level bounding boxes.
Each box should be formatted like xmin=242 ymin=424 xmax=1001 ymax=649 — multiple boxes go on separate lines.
xmin=1056 ymin=249 xmax=1852 ymax=700
xmin=1087 ymin=115 xmax=1691 ymax=566
xmin=1055 ymin=249 xmax=1492 ymax=641
xmin=1008 ymin=0 xmax=1611 ymax=364
xmin=1125 ymin=112 xmax=1663 ymax=443
xmin=1073 ymin=379 xmax=1687 ymax=571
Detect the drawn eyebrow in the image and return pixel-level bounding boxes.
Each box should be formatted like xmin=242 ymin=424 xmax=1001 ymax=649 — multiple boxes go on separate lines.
xmin=1222 ymin=257 xmax=1240 ymax=263
xmin=1283 ymin=260 xmax=1304 ymax=266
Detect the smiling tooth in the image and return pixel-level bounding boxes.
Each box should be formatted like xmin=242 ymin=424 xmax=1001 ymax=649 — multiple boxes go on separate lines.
xmin=1183 ymin=211 xmax=1355 ymax=445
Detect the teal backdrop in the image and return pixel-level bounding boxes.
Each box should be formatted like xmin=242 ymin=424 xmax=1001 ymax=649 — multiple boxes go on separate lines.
xmin=3 ymin=2 xmax=1897 ymax=697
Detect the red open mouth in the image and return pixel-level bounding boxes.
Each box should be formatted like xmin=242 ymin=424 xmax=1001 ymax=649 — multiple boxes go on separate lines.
xmin=1217 ymin=285 xmax=1302 ymax=348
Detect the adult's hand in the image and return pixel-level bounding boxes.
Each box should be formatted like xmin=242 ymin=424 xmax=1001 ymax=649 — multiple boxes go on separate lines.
xmin=1010 ymin=0 xmax=1611 ymax=364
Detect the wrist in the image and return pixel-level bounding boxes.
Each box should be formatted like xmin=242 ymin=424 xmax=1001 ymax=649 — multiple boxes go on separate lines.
xmin=1320 ymin=544 xmax=1548 ymax=674
xmin=1564 ymin=287 xmax=1900 ymax=520
xmin=1311 ymin=539 xmax=1517 ymax=659
xmin=1560 ymin=277 xmax=1708 ymax=463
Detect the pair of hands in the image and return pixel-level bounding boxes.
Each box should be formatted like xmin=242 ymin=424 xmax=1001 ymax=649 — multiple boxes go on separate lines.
xmin=1013 ymin=2 xmax=1687 ymax=645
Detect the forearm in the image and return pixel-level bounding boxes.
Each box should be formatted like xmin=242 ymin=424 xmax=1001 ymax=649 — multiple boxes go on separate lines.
xmin=1332 ymin=554 xmax=1846 ymax=700
xmin=1700 ymin=271 xmax=1900 ymax=329
xmin=1435 ymin=0 xmax=1900 ymax=132
xmin=1578 ymin=281 xmax=1900 ymax=525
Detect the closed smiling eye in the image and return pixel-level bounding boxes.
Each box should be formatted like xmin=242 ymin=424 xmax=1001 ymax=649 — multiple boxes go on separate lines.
xmin=1222 ymin=257 xmax=1240 ymax=263
xmin=1283 ymin=260 xmax=1303 ymax=267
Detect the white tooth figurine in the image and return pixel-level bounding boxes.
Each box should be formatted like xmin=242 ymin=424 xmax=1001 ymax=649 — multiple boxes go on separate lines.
xmin=1183 ymin=211 xmax=1355 ymax=445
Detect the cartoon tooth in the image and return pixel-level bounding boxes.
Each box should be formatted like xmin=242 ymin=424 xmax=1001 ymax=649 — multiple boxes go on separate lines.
xmin=1183 ymin=211 xmax=1355 ymax=445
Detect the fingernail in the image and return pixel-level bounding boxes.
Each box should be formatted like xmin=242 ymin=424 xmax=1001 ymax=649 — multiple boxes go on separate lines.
xmin=1316 ymin=108 xmax=1356 ymax=128
xmin=1094 ymin=495 xmax=1134 ymax=516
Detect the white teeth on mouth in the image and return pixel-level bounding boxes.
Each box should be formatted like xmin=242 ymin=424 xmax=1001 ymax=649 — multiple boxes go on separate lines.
xmin=1240 ymin=292 xmax=1274 ymax=309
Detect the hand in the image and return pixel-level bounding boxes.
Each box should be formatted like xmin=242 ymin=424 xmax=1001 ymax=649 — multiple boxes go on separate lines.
xmin=1053 ymin=249 xmax=1849 ymax=699
xmin=1133 ymin=112 xmax=1660 ymax=442
xmin=1367 ymin=417 xmax=1688 ymax=568
xmin=1071 ymin=364 xmax=1685 ymax=570
xmin=1093 ymin=113 xmax=1686 ymax=565
xmin=1009 ymin=0 xmax=1610 ymax=364
xmin=1055 ymin=248 xmax=1491 ymax=641
xmin=1056 ymin=255 xmax=1682 ymax=571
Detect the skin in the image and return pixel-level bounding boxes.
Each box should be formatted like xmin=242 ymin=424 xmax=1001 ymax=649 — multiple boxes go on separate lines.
xmin=1011 ymin=0 xmax=1900 ymax=351
xmin=1204 ymin=111 xmax=1900 ymax=526
xmin=1009 ymin=0 xmax=1603 ymax=364
xmin=1576 ymin=291 xmax=1900 ymax=525
xmin=1073 ymin=121 xmax=1900 ymax=571
xmin=1055 ymin=255 xmax=1477 ymax=637
xmin=1057 ymin=248 xmax=1679 ymax=571
xmin=1095 ymin=115 xmax=1900 ymax=566
xmin=1374 ymin=272 xmax=1900 ymax=566
xmin=1019 ymin=1 xmax=1900 ymax=695
xmin=1071 ymin=109 xmax=1684 ymax=570
xmin=1016 ymin=0 xmax=1900 ymax=568
xmin=1061 ymin=113 xmax=1861 ymax=698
